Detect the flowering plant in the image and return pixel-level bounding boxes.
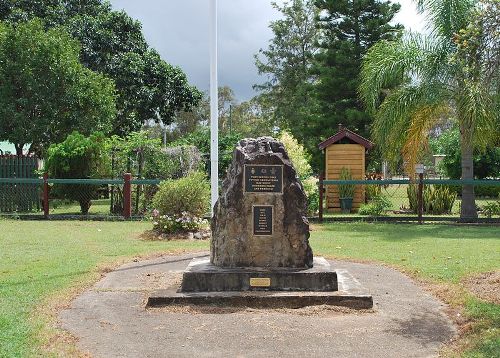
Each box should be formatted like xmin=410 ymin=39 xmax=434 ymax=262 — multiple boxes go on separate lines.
xmin=151 ymin=209 xmax=207 ymax=233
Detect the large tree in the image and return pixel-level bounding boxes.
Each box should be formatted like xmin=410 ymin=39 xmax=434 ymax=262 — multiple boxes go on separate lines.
xmin=0 ymin=0 xmax=201 ymax=136
xmin=254 ymin=0 xmax=402 ymax=171
xmin=0 ymin=19 xmax=115 ymax=155
xmin=359 ymin=0 xmax=499 ymax=220
xmin=309 ymin=0 xmax=401 ymax=168
xmin=254 ymin=0 xmax=319 ymax=139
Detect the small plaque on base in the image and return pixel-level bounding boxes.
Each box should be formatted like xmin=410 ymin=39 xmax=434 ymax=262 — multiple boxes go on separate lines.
xmin=250 ymin=278 xmax=271 ymax=287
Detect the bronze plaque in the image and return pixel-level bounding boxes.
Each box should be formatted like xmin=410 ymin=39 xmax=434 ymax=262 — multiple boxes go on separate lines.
xmin=244 ymin=165 xmax=283 ymax=193
xmin=250 ymin=277 xmax=271 ymax=287
xmin=253 ymin=205 xmax=273 ymax=236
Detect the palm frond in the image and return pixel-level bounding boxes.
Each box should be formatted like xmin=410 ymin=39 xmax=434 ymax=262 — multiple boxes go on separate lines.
xmin=372 ymin=80 xmax=450 ymax=165
xmin=359 ymin=32 xmax=450 ymax=113
xmin=416 ymin=0 xmax=476 ymax=38
xmin=402 ymin=104 xmax=449 ymax=175
xmin=456 ymin=80 xmax=497 ymax=150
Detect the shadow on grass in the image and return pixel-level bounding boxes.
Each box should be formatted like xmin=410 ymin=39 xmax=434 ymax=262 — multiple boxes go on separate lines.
xmin=315 ymin=223 xmax=500 ymax=242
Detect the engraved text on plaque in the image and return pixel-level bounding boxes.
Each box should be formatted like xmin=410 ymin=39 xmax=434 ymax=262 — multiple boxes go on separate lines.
xmin=253 ymin=205 xmax=273 ymax=236
xmin=244 ymin=165 xmax=283 ymax=193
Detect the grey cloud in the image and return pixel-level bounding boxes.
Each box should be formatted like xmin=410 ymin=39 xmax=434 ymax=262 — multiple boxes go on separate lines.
xmin=109 ymin=0 xmax=281 ymax=101
xmin=108 ymin=1 xmax=423 ymax=101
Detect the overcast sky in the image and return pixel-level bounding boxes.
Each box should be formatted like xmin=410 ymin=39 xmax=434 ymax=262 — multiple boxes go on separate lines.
xmin=109 ymin=0 xmax=424 ymax=102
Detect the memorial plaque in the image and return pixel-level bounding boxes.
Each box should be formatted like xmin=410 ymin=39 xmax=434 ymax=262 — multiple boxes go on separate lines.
xmin=244 ymin=165 xmax=283 ymax=193
xmin=249 ymin=277 xmax=271 ymax=287
xmin=253 ymin=205 xmax=273 ymax=236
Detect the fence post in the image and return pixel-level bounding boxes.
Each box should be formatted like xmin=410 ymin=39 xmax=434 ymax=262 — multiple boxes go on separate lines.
xmin=319 ymin=171 xmax=324 ymax=223
xmin=123 ymin=173 xmax=132 ymax=219
xmin=43 ymin=172 xmax=49 ymax=218
xmin=417 ymin=173 xmax=424 ymax=224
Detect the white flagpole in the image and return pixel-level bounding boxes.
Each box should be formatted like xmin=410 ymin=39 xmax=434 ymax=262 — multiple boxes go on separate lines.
xmin=209 ymin=0 xmax=219 ymax=216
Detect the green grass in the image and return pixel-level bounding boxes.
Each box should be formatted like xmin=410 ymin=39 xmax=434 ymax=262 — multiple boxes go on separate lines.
xmin=310 ymin=223 xmax=499 ymax=282
xmin=0 ymin=219 xmax=208 ymax=357
xmin=49 ymin=198 xmax=112 ymax=215
xmin=0 ymin=220 xmax=498 ymax=357
xmin=325 ymin=184 xmax=497 ymax=217
xmin=311 ymin=222 xmax=500 ymax=357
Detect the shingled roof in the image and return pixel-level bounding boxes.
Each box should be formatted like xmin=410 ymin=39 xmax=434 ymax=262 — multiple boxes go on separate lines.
xmin=318 ymin=127 xmax=374 ymax=150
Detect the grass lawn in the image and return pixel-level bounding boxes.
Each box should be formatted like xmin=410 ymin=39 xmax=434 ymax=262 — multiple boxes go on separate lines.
xmin=0 ymin=219 xmax=209 ymax=357
xmin=311 ymin=223 xmax=500 ymax=357
xmin=0 ymin=220 xmax=498 ymax=357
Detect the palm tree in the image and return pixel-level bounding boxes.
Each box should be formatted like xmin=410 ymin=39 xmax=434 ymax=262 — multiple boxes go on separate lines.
xmin=359 ymin=0 xmax=498 ymax=220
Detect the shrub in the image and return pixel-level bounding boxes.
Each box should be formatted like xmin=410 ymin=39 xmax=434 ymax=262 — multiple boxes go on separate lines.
xmin=481 ymin=201 xmax=500 ymax=218
xmin=279 ymin=131 xmax=312 ymax=180
xmin=151 ymin=172 xmax=210 ymax=233
xmin=302 ymin=176 xmax=319 ymax=215
xmin=407 ymin=184 xmax=456 ymax=215
xmin=338 ymin=167 xmax=355 ymax=198
xmin=358 ymin=195 xmax=392 ymax=216
xmin=45 ymin=131 xmax=108 ymax=214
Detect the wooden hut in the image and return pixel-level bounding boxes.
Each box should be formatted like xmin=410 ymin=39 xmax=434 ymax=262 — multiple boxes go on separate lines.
xmin=318 ymin=126 xmax=374 ymax=212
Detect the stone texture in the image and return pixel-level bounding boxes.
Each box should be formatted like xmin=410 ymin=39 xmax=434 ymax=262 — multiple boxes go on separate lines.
xmin=211 ymin=137 xmax=313 ymax=268
xmin=180 ymin=257 xmax=338 ymax=292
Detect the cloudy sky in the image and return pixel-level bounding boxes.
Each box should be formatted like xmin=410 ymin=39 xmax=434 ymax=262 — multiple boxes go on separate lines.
xmin=109 ymin=0 xmax=424 ymax=101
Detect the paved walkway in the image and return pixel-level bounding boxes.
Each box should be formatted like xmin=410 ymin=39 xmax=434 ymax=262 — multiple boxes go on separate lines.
xmin=59 ymin=253 xmax=456 ymax=358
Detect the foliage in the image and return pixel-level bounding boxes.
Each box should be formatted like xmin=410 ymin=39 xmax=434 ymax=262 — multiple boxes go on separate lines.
xmin=360 ymin=0 xmax=499 ymax=219
xmin=365 ymin=183 xmax=382 ymax=201
xmin=0 ymin=19 xmax=115 ymax=155
xmin=480 ymin=201 xmax=500 ymax=218
xmin=254 ymin=0 xmax=319 ymax=145
xmin=279 ymin=131 xmax=312 ymax=180
xmin=45 ymin=131 xmax=109 ymax=214
xmin=308 ymin=0 xmax=402 ymax=168
xmin=338 ymin=167 xmax=355 ymax=198
xmin=430 ymin=126 xmax=500 ymax=180
xmin=407 ymin=185 xmax=456 ymax=215
xmin=358 ymin=195 xmax=392 ymax=216
xmin=151 ymin=172 xmax=210 ymax=233
xmin=107 ymin=131 xmax=203 ymax=214
xmin=168 ymin=87 xmax=274 ymax=143
xmin=170 ymin=127 xmax=243 ymax=178
xmin=302 ymin=176 xmax=319 ymax=215
xmin=0 ymin=1 xmax=202 ymax=136
xmin=151 ymin=210 xmax=208 ymax=234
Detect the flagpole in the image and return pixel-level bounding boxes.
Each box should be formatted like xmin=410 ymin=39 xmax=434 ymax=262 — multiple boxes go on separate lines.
xmin=209 ymin=0 xmax=219 ymax=216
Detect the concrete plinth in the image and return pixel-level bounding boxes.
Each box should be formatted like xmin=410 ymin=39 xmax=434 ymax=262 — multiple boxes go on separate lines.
xmin=148 ymin=268 xmax=373 ymax=309
xmin=180 ymin=257 xmax=338 ymax=292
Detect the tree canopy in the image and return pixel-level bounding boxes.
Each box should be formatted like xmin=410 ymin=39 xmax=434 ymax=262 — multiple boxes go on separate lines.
xmin=254 ymin=0 xmax=402 ymax=170
xmin=0 ymin=0 xmax=202 ymax=136
xmin=359 ymin=0 xmax=499 ymax=219
xmin=0 ymin=19 xmax=115 ymax=155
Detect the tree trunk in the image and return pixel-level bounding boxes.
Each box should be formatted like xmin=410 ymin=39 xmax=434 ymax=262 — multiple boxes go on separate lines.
xmin=14 ymin=143 xmax=24 ymax=156
xmin=460 ymin=135 xmax=477 ymax=221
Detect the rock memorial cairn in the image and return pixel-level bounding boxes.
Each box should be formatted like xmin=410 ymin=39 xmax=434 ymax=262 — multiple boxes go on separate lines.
xmin=211 ymin=136 xmax=313 ymax=268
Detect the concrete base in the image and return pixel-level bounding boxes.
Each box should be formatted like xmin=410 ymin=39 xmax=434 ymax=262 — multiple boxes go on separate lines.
xmin=180 ymin=257 xmax=338 ymax=292
xmin=148 ymin=268 xmax=373 ymax=309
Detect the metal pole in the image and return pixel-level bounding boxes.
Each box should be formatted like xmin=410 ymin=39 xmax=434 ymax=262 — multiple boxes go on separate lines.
xmin=209 ymin=0 xmax=219 ymax=216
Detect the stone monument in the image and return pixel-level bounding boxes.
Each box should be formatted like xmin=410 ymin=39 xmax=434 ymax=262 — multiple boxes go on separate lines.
xmin=211 ymin=137 xmax=312 ymax=268
xmin=180 ymin=137 xmax=338 ymax=292
xmin=148 ymin=137 xmax=373 ymax=308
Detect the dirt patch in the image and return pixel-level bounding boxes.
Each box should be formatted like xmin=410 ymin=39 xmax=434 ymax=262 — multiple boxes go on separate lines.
xmin=151 ymin=303 xmax=374 ymax=316
xmin=463 ymin=271 xmax=500 ymax=304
